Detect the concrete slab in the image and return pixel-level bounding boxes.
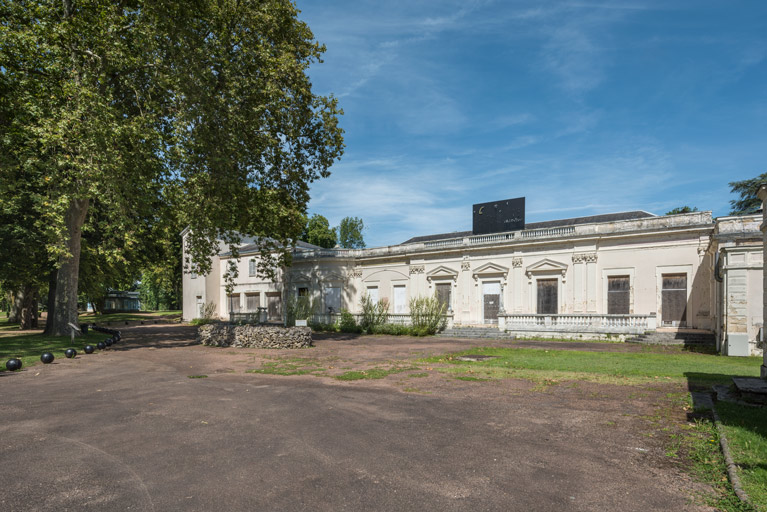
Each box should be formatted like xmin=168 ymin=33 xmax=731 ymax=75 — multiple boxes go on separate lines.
xmin=732 ymin=376 xmax=767 ymax=405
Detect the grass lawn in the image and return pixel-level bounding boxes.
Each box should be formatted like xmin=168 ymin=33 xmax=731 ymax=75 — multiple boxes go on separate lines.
xmin=0 ymin=330 xmax=109 ymax=372
xmin=422 ymin=346 xmax=762 ymax=387
xmin=78 ymin=310 xmax=181 ymax=324
xmin=716 ymin=402 xmax=767 ymax=511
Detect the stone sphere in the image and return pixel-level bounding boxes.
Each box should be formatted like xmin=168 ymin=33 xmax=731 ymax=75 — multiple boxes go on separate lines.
xmin=105 ymin=338 xmax=113 ymax=347
xmin=5 ymin=358 xmax=22 ymax=371
xmin=84 ymin=345 xmax=95 ymax=354
xmin=65 ymin=348 xmax=77 ymax=358
xmin=41 ymin=352 xmax=54 ymax=364
xmin=97 ymin=342 xmax=106 ymax=350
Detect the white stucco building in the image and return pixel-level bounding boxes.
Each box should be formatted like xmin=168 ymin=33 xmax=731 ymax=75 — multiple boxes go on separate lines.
xmin=182 ymin=208 xmax=763 ymax=356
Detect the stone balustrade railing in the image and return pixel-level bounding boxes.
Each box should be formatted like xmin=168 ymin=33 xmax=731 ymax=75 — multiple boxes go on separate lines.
xmin=499 ymin=313 xmax=656 ymax=334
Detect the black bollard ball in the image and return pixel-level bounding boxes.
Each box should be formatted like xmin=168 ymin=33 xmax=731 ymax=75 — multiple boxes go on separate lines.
xmin=41 ymin=352 xmax=54 ymax=364
xmin=84 ymin=345 xmax=95 ymax=354
xmin=65 ymin=348 xmax=77 ymax=359
xmin=97 ymin=341 xmax=106 ymax=350
xmin=110 ymin=336 xmax=118 ymax=345
xmin=105 ymin=338 xmax=113 ymax=347
xmin=5 ymin=358 xmax=22 ymax=371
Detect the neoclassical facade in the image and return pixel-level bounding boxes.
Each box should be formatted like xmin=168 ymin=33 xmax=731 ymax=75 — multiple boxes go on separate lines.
xmin=182 ymin=209 xmax=763 ymax=356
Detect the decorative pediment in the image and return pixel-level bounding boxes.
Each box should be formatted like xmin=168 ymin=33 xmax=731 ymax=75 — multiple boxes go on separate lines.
xmin=426 ymin=265 xmax=459 ymax=282
xmin=525 ymin=259 xmax=568 ymax=280
xmin=472 ymin=262 xmax=509 ymax=281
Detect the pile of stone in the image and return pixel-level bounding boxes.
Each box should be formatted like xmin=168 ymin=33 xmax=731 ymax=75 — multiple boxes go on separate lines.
xmin=197 ymin=323 xmax=312 ymax=349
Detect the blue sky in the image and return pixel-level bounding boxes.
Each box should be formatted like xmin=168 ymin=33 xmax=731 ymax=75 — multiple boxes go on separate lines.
xmin=297 ymin=0 xmax=767 ymax=247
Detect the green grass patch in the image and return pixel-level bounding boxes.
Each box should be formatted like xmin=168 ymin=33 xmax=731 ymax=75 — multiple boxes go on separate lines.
xmin=406 ymin=372 xmax=429 ymax=378
xmin=0 ymin=331 xmax=108 ymax=371
xmin=422 ymin=347 xmax=761 ymax=387
xmin=188 ymin=375 xmax=208 ymax=379
xmin=335 ymin=366 xmax=421 ymax=381
xmin=246 ymin=361 xmax=326 ymax=376
xmin=715 ymin=402 xmax=767 ymax=510
xmin=79 ymin=310 xmax=181 ymax=324
xmin=454 ymin=375 xmax=491 ymax=382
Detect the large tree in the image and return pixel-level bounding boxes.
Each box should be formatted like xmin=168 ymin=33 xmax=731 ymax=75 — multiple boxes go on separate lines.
xmin=1 ymin=0 xmax=344 ymax=335
xmin=729 ymin=172 xmax=767 ymax=215
xmin=303 ymin=214 xmax=337 ymax=249
xmin=337 ymin=216 xmax=365 ymax=248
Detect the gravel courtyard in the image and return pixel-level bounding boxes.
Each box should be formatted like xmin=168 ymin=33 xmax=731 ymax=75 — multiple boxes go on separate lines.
xmin=0 ymin=324 xmax=714 ymax=511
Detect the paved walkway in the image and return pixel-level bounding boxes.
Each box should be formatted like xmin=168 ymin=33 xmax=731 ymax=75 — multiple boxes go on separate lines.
xmin=0 ymin=325 xmax=711 ymax=511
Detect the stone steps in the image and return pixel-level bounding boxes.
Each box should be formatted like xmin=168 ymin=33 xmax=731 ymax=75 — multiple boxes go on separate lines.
xmin=626 ymin=331 xmax=715 ymax=346
xmin=437 ymin=327 xmax=515 ymax=340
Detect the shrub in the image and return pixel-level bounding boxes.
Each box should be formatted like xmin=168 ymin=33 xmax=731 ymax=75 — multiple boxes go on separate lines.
xmin=409 ymin=295 xmax=447 ymax=335
xmin=286 ymin=295 xmax=317 ymax=327
xmin=309 ymin=322 xmax=337 ymax=332
xmin=359 ymin=294 xmax=388 ymax=333
xmin=339 ymin=309 xmax=361 ymax=333
xmin=190 ymin=317 xmax=217 ymax=326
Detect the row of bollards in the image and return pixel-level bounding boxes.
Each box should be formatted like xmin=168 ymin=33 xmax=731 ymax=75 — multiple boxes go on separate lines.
xmin=4 ymin=325 xmax=122 ymax=372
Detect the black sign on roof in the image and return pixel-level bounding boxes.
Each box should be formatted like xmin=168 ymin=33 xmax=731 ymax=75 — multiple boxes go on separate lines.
xmin=472 ymin=197 xmax=525 ymax=235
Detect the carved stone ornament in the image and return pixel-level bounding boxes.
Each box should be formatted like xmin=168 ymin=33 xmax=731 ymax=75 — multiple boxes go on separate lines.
xmin=572 ymin=252 xmax=598 ymax=264
xmin=461 ymin=260 xmax=471 ymax=271
xmin=350 ymin=268 xmax=363 ymax=278
xmin=511 ymin=257 xmax=523 ymax=268
xmin=409 ymin=264 xmax=425 ymax=274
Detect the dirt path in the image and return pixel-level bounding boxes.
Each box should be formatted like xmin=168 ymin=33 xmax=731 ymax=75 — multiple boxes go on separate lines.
xmin=0 ymin=325 xmax=714 ymax=511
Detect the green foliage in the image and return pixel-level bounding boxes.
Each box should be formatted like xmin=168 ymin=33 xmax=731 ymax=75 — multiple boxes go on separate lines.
xmin=0 ymin=0 xmax=344 ymax=332
xmin=190 ymin=317 xmax=217 ymax=326
xmin=359 ymin=294 xmax=388 ymax=333
xmin=729 ymin=172 xmax=767 ymax=215
xmin=286 ymin=295 xmax=317 ymax=327
xmin=337 ymin=216 xmax=365 ymax=249
xmin=409 ymin=295 xmax=447 ymax=334
xmin=665 ymin=206 xmax=699 ymax=215
xmin=339 ymin=309 xmax=361 ymax=333
xmin=303 ymin=214 xmax=338 ymax=248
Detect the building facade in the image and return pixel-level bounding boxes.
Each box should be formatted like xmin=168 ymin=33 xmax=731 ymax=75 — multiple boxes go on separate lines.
xmin=182 ymin=210 xmax=764 ymax=356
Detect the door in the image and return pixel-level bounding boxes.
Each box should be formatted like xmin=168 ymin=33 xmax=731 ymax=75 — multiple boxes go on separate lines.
xmin=393 ymin=285 xmax=407 ymax=314
xmin=228 ymin=294 xmax=241 ymax=313
xmin=483 ymin=282 xmax=500 ymax=323
xmin=662 ymin=274 xmax=687 ymax=326
xmin=196 ymin=296 xmax=203 ymax=318
xmin=366 ymin=286 xmax=379 ymax=303
xmin=435 ymin=283 xmax=451 ymax=311
xmin=266 ymin=292 xmax=282 ymax=322
xmin=536 ymin=279 xmax=557 ymax=315
xmin=607 ymin=276 xmax=630 ymax=314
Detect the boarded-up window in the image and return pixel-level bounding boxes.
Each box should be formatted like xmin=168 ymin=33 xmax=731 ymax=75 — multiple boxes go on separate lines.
xmin=435 ymin=283 xmax=451 ymax=311
xmin=662 ymin=274 xmax=687 ymax=326
xmin=297 ymin=287 xmax=309 ymax=297
xmin=228 ymin=294 xmax=241 ymax=313
xmin=537 ymin=279 xmax=557 ymax=315
xmin=325 ymin=287 xmax=341 ymax=313
xmin=249 ymin=259 xmax=257 ymax=277
xmin=607 ymin=276 xmax=630 ymax=314
xmin=367 ymin=286 xmax=379 ymax=304
xmin=245 ymin=293 xmax=260 ymax=312
xmin=393 ymin=285 xmax=407 ymax=314
xmin=266 ymin=292 xmax=282 ymax=321
xmin=483 ymin=282 xmax=500 ymax=323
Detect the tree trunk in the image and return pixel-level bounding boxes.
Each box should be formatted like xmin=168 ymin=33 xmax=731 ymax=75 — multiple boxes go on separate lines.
xmin=8 ymin=290 xmax=21 ymax=323
xmin=44 ymin=269 xmax=58 ymax=335
xmin=11 ymin=285 xmax=39 ymax=330
xmin=49 ymin=198 xmax=89 ymax=336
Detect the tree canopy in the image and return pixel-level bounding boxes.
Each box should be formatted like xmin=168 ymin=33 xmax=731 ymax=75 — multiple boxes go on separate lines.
xmin=338 ymin=216 xmax=365 ymax=248
xmin=665 ymin=206 xmax=699 ymax=215
xmin=0 ymin=0 xmax=344 ymax=334
xmin=303 ymin=214 xmax=337 ymax=249
xmin=729 ymin=172 xmax=767 ymax=215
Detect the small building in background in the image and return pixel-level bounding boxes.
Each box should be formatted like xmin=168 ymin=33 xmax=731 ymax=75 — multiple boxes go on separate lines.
xmin=103 ymin=291 xmax=141 ymax=313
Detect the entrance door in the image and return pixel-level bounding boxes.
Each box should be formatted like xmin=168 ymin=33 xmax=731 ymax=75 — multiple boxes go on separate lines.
xmin=537 ymin=279 xmax=557 ymax=314
xmin=325 ymin=287 xmax=341 ymax=313
xmin=435 ymin=283 xmax=451 ymax=311
xmin=266 ymin=292 xmax=282 ymax=322
xmin=483 ymin=282 xmax=500 ymax=323
xmin=661 ymin=274 xmax=687 ymax=326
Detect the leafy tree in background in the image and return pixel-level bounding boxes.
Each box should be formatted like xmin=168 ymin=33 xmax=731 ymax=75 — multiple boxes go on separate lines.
xmin=729 ymin=172 xmax=767 ymax=215
xmin=338 ymin=216 xmax=365 ymax=248
xmin=665 ymin=206 xmax=699 ymax=215
xmin=1 ymin=0 xmax=344 ymax=335
xmin=303 ymin=214 xmax=338 ymax=249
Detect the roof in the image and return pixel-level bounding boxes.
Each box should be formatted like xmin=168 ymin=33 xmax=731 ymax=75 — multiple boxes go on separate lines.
xmin=401 ymin=211 xmax=657 ymax=244
xmin=220 ymin=238 xmax=324 ymax=257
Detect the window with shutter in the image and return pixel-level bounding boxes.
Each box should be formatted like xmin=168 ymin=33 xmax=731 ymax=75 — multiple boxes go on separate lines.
xmin=607 ymin=276 xmax=630 ymax=314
